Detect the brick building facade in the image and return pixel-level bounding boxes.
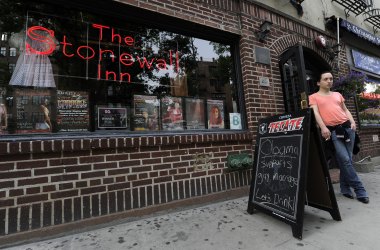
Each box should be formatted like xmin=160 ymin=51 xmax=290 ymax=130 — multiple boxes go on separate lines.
xmin=0 ymin=0 xmax=379 ymax=244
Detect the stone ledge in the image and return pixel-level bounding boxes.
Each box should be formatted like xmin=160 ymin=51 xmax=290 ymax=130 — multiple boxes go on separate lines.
xmin=354 ymin=156 xmax=380 ymax=173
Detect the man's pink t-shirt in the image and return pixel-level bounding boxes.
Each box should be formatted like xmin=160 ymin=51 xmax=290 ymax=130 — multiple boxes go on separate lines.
xmin=309 ymin=91 xmax=348 ymax=126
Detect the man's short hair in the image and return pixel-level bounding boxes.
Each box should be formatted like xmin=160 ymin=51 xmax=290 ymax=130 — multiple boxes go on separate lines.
xmin=318 ymin=70 xmax=332 ymax=81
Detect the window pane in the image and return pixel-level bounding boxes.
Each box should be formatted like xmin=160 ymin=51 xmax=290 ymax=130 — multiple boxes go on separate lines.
xmin=0 ymin=1 xmax=243 ymax=135
xmin=358 ymin=79 xmax=380 ymax=127
xmin=9 ymin=48 xmax=16 ymax=56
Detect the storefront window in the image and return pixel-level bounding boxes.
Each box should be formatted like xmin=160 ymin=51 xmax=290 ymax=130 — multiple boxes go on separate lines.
xmin=358 ymin=79 xmax=380 ymax=127
xmin=0 ymin=1 xmax=243 ymax=136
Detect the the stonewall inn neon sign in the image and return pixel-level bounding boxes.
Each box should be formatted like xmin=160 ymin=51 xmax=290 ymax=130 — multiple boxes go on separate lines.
xmin=26 ymin=24 xmax=180 ymax=83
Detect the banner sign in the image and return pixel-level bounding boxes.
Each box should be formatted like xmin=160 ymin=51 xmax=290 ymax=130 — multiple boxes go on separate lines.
xmin=341 ymin=20 xmax=380 ymax=46
xmin=352 ymin=49 xmax=380 ymax=75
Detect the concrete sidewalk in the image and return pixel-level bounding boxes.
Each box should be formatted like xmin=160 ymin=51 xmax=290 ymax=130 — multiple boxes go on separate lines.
xmin=2 ymin=168 xmax=379 ymax=250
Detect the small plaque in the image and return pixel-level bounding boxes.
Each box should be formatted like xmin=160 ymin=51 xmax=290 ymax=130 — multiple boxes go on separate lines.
xmin=255 ymin=46 xmax=271 ymax=65
xmin=259 ymin=77 xmax=270 ymax=87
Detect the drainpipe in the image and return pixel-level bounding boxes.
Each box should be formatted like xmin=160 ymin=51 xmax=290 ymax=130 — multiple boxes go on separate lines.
xmin=337 ymin=17 xmax=340 ymax=70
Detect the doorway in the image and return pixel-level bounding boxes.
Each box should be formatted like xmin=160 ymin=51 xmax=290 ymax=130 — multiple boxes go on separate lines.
xmin=279 ymin=44 xmax=330 ymax=113
xmin=279 ymin=45 xmax=337 ymax=168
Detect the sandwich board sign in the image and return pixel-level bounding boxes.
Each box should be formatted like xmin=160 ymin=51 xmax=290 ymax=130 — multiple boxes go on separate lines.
xmin=247 ymin=109 xmax=341 ymax=239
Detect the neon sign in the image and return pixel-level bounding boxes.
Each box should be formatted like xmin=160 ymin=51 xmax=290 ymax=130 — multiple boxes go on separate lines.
xmin=26 ymin=24 xmax=180 ymax=83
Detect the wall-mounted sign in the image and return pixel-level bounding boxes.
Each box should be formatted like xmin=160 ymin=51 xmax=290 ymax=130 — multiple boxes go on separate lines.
xmin=255 ymin=46 xmax=271 ymax=65
xmin=352 ymin=49 xmax=380 ymax=75
xmin=259 ymin=77 xmax=270 ymax=87
xmin=341 ymin=20 xmax=380 ymax=46
xmin=315 ymin=35 xmax=327 ymax=49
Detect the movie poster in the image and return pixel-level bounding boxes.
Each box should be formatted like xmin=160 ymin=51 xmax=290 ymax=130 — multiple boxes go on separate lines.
xmin=185 ymin=98 xmax=205 ymax=130
xmin=57 ymin=90 xmax=89 ymax=132
xmin=133 ymin=95 xmax=159 ymax=131
xmin=207 ymin=99 xmax=225 ymax=129
xmin=97 ymin=107 xmax=127 ymax=129
xmin=161 ymin=96 xmax=184 ymax=130
xmin=14 ymin=88 xmax=54 ymax=133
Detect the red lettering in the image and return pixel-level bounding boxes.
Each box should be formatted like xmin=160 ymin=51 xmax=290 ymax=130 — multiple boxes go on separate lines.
xmin=61 ymin=35 xmax=74 ymax=57
xmin=294 ymin=117 xmax=304 ymax=130
xmin=26 ymin=26 xmax=56 ymax=55
xmin=120 ymin=53 xmax=134 ymax=66
xmin=26 ymin=24 xmax=183 ymax=84
xmin=92 ymin=23 xmax=110 ymax=40
xmin=156 ymin=59 xmax=167 ymax=70
xmin=77 ymin=45 xmax=95 ymax=60
xmin=284 ymin=119 xmax=290 ymax=131
xmin=268 ymin=122 xmax=278 ymax=133
xmin=137 ymin=56 xmax=155 ymax=69
xmin=124 ymin=36 xmax=134 ymax=46
xmin=176 ymin=50 xmax=180 ymax=72
xmin=120 ymin=72 xmax=131 ymax=82
xmin=111 ymin=28 xmax=121 ymax=44
xmin=97 ymin=64 xmax=131 ymax=83
xmin=106 ymin=70 xmax=117 ymax=80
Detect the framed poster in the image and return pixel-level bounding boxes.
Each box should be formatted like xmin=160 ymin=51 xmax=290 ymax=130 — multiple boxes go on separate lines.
xmin=133 ymin=95 xmax=159 ymax=131
xmin=161 ymin=96 xmax=184 ymax=130
xmin=185 ymin=98 xmax=205 ymax=130
xmin=57 ymin=90 xmax=89 ymax=132
xmin=13 ymin=88 xmax=54 ymax=133
xmin=207 ymin=99 xmax=225 ymax=129
xmin=97 ymin=107 xmax=127 ymax=129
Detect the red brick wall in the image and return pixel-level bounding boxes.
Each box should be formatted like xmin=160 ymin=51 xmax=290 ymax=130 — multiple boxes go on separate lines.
xmin=0 ymin=133 xmax=253 ymax=236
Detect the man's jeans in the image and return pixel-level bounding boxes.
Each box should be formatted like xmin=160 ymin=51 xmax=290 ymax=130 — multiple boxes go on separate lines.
xmin=331 ymin=128 xmax=368 ymax=198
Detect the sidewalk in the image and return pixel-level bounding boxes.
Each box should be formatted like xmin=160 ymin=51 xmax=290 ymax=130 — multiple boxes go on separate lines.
xmin=2 ymin=168 xmax=379 ymax=250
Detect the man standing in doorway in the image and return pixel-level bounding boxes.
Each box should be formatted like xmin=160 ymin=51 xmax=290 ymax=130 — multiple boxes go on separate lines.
xmin=309 ymin=71 xmax=369 ymax=204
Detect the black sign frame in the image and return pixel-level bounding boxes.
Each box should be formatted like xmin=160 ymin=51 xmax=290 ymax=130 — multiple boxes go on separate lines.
xmin=247 ymin=109 xmax=341 ymax=239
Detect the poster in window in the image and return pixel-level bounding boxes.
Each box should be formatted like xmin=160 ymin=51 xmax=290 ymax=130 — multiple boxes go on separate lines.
xmin=161 ymin=96 xmax=184 ymax=130
xmin=185 ymin=98 xmax=205 ymax=130
xmin=97 ymin=107 xmax=127 ymax=129
xmin=207 ymin=99 xmax=225 ymax=129
xmin=57 ymin=90 xmax=89 ymax=132
xmin=229 ymin=113 xmax=242 ymax=130
xmin=13 ymin=88 xmax=54 ymax=133
xmin=133 ymin=95 xmax=159 ymax=131
xmin=358 ymin=81 xmax=380 ymax=127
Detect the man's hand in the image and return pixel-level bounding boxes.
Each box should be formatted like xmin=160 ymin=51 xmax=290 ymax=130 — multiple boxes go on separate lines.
xmin=351 ymin=122 xmax=356 ymax=131
xmin=321 ymin=126 xmax=331 ymax=140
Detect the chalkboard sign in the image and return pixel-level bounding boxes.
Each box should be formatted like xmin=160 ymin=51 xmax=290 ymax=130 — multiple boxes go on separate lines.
xmin=253 ymin=134 xmax=303 ymax=220
xmin=247 ymin=109 xmax=341 ymax=239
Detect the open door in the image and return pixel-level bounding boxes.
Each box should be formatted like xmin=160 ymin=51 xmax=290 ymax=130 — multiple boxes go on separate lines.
xmin=279 ymin=44 xmax=309 ymax=113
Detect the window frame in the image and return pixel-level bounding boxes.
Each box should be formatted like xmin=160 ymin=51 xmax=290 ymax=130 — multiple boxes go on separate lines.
xmin=0 ymin=0 xmax=247 ymax=140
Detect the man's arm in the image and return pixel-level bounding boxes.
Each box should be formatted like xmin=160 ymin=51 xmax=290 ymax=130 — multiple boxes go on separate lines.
xmin=342 ymin=102 xmax=356 ymax=131
xmin=310 ymin=104 xmax=331 ymax=140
